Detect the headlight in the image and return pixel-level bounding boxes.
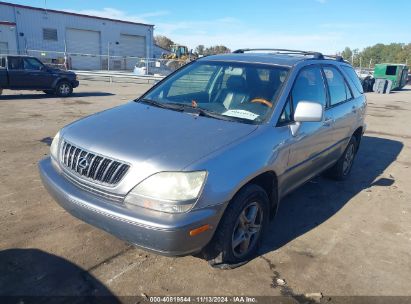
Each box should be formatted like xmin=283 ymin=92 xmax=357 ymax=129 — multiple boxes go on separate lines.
xmin=50 ymin=130 xmax=61 ymax=160
xmin=124 ymin=171 xmax=207 ymax=213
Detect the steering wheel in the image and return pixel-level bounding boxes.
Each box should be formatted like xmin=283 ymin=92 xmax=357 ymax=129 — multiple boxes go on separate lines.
xmin=250 ymin=98 xmax=273 ymax=108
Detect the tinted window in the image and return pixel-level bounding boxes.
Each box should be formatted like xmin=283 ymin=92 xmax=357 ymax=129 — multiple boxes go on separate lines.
xmin=323 ymin=66 xmax=351 ymax=106
xmin=0 ymin=57 xmax=5 ymax=68
xmin=341 ymin=65 xmax=363 ymax=96
xmin=8 ymin=57 xmax=23 ymax=70
xmin=291 ymin=66 xmax=326 ymax=111
xmin=23 ymin=58 xmax=43 ymax=71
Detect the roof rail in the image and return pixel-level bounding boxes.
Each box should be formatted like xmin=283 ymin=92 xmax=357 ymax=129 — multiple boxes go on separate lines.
xmin=232 ymin=48 xmax=324 ymax=59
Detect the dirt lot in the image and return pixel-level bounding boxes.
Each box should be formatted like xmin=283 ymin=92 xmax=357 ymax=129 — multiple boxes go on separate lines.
xmin=1 ymin=80 xmax=410 ymax=302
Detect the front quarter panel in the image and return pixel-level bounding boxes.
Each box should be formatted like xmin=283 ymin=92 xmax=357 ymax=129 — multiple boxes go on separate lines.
xmin=186 ymin=125 xmax=291 ymax=209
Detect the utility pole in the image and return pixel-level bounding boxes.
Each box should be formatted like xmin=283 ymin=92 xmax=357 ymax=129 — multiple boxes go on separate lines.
xmin=360 ymin=57 xmax=362 ymax=72
xmin=107 ymin=42 xmax=110 ymax=72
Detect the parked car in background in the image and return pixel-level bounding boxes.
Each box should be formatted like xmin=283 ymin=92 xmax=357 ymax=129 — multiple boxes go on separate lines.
xmin=39 ymin=49 xmax=367 ymax=268
xmin=0 ymin=55 xmax=79 ymax=97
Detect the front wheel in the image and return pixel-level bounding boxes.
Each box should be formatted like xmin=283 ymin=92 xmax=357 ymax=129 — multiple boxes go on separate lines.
xmin=202 ymin=184 xmax=269 ymax=269
xmin=55 ymin=81 xmax=73 ymax=97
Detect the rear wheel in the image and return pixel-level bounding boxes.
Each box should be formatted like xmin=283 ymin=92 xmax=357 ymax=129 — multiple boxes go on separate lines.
xmin=202 ymin=184 xmax=269 ymax=269
xmin=326 ymin=136 xmax=358 ymax=180
xmin=0 ymin=88 xmax=3 ymax=95
xmin=55 ymin=81 xmax=73 ymax=97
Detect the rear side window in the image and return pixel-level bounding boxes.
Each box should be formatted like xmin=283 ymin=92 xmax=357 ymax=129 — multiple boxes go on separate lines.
xmin=8 ymin=57 xmax=23 ymax=70
xmin=341 ymin=65 xmax=363 ymax=96
xmin=323 ymin=66 xmax=352 ymax=106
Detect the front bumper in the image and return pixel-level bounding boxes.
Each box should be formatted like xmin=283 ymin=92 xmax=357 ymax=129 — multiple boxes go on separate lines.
xmin=71 ymin=80 xmax=80 ymax=88
xmin=38 ymin=157 xmax=224 ymax=256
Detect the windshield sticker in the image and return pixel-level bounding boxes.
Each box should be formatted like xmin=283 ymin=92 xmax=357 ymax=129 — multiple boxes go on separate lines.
xmin=222 ymin=109 xmax=259 ymax=120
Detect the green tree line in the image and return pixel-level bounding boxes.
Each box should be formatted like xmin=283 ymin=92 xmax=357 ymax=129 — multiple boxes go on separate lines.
xmin=341 ymin=43 xmax=411 ymax=68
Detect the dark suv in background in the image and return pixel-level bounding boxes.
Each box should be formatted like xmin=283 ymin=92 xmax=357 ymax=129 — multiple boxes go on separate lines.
xmin=0 ymin=55 xmax=79 ymax=97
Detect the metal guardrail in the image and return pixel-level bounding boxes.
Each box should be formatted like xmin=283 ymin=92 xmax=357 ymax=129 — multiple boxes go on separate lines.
xmin=73 ymin=70 xmax=165 ymax=84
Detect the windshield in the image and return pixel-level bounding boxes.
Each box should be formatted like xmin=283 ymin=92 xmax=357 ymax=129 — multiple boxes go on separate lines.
xmin=140 ymin=61 xmax=289 ymax=124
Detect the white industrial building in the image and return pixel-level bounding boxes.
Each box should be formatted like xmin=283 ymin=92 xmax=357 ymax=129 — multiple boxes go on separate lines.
xmin=0 ymin=1 xmax=154 ymax=70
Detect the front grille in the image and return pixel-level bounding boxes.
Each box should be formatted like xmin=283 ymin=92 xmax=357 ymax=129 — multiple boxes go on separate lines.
xmin=60 ymin=141 xmax=130 ymax=186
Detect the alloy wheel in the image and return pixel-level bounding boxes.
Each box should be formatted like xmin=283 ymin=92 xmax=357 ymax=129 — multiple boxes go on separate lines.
xmin=232 ymin=202 xmax=263 ymax=258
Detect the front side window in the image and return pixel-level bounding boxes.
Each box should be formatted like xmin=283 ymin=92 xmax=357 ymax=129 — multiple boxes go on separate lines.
xmin=278 ymin=66 xmax=326 ymax=125
xmin=23 ymin=58 xmax=43 ymax=71
xmin=323 ymin=66 xmax=352 ymax=106
xmin=141 ymin=61 xmax=289 ymax=124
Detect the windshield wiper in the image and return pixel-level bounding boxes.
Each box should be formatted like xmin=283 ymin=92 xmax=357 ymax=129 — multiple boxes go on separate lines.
xmin=168 ymin=102 xmax=254 ymax=123
xmin=138 ymin=98 xmax=185 ymax=111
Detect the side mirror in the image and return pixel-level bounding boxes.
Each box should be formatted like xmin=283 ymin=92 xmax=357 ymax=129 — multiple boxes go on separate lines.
xmin=290 ymin=101 xmax=324 ymax=136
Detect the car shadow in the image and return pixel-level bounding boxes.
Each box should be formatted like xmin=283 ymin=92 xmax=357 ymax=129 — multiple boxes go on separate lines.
xmin=0 ymin=248 xmax=119 ymax=303
xmin=0 ymin=92 xmax=114 ymax=100
xmin=259 ymin=135 xmax=403 ymax=255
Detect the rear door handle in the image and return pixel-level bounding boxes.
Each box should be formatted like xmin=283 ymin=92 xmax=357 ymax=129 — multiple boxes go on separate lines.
xmin=323 ymin=117 xmax=334 ymax=127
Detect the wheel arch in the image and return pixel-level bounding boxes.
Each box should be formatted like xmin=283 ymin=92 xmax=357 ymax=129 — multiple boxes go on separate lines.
xmin=229 ymin=170 xmax=279 ymax=220
xmin=352 ymin=126 xmax=363 ymax=151
xmin=52 ymin=77 xmax=71 ymax=89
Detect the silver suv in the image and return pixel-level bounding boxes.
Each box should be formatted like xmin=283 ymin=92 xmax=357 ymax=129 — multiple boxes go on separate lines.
xmin=39 ymin=49 xmax=366 ymax=267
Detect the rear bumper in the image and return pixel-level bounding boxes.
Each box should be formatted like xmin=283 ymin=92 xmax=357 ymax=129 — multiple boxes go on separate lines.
xmin=38 ymin=157 xmax=224 ymax=256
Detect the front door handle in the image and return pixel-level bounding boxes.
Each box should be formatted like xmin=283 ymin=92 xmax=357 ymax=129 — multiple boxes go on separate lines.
xmin=323 ymin=117 xmax=334 ymax=127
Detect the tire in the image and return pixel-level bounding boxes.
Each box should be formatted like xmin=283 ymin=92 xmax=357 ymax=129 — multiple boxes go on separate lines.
xmin=55 ymin=81 xmax=73 ymax=97
xmin=202 ymin=184 xmax=269 ymax=269
xmin=0 ymin=88 xmax=3 ymax=95
xmin=326 ymin=136 xmax=358 ymax=181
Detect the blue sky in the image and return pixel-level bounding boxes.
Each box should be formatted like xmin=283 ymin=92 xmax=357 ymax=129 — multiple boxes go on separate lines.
xmin=5 ymin=0 xmax=411 ymax=53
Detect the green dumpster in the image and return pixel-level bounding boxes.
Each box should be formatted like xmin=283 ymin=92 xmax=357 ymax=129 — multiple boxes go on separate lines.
xmin=373 ymin=64 xmax=409 ymax=90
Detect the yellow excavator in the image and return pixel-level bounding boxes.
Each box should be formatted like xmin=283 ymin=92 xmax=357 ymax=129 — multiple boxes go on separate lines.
xmin=162 ymin=44 xmax=197 ymax=69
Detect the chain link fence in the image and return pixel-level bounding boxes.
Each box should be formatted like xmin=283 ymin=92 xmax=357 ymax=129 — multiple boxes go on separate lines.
xmin=1 ymin=38 xmax=188 ymax=76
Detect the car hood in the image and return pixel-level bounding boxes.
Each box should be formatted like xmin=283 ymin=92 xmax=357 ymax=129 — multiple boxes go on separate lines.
xmin=62 ymin=102 xmax=257 ymax=190
xmin=48 ymin=67 xmax=75 ymax=76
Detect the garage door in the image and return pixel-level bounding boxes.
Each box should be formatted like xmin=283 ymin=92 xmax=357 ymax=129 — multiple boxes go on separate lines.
xmin=119 ymin=34 xmax=146 ymax=70
xmin=0 ymin=42 xmax=8 ymax=54
xmin=66 ymin=29 xmax=101 ymax=70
